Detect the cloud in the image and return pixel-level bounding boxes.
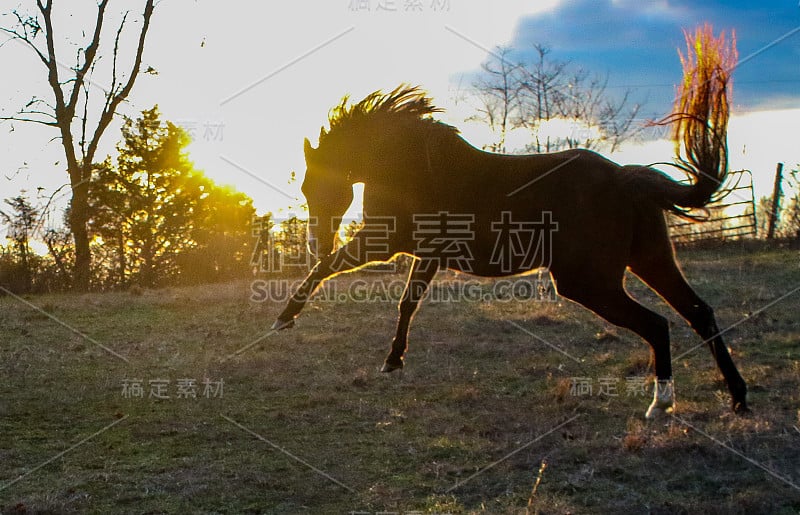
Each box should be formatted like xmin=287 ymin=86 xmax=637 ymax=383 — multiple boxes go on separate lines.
xmin=503 ymin=0 xmax=800 ymax=114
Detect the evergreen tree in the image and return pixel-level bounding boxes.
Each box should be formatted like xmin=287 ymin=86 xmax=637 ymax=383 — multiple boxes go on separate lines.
xmin=89 ymin=107 xmax=255 ymax=287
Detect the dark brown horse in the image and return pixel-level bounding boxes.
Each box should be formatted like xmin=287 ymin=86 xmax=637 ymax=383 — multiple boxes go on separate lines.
xmin=271 ymin=83 xmax=748 ymax=419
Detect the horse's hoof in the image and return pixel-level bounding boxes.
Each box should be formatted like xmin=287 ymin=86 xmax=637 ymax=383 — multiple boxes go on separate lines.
xmin=645 ymin=404 xmax=674 ymax=420
xmin=733 ymin=400 xmax=750 ymax=415
xmin=380 ymin=361 xmax=403 ymax=373
xmin=646 ymin=379 xmax=675 ymax=420
xmin=271 ymin=318 xmax=295 ymax=331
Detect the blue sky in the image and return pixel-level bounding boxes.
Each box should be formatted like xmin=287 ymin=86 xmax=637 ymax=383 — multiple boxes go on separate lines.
xmin=504 ymin=0 xmax=800 ymax=114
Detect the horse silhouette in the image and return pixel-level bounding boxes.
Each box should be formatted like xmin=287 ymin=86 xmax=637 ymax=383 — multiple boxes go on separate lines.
xmin=272 ymin=84 xmax=747 ymax=419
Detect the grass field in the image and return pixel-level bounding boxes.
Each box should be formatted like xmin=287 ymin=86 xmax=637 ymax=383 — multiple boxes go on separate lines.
xmin=1 ymin=242 xmax=799 ymax=514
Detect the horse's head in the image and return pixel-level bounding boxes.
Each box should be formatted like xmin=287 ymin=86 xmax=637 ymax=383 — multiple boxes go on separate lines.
xmin=302 ymin=137 xmax=354 ymax=259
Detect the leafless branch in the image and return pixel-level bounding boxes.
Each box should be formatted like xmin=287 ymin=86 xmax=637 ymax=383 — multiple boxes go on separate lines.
xmin=63 ymin=0 xmax=109 ymax=118
xmin=87 ymin=0 xmax=154 ymax=166
xmin=468 ymin=43 xmax=641 ymax=154
xmin=110 ymin=10 xmax=130 ymax=97
xmin=467 ymin=47 xmax=522 ymax=153
xmin=0 ymin=115 xmax=58 ymax=127
xmin=0 ymin=9 xmax=49 ymax=65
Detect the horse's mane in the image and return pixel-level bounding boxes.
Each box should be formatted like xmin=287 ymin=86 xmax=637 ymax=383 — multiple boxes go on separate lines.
xmin=319 ymin=85 xmax=458 ymax=145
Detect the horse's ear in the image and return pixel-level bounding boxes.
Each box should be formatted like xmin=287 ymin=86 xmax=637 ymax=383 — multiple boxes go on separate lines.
xmin=303 ymin=137 xmax=315 ymax=159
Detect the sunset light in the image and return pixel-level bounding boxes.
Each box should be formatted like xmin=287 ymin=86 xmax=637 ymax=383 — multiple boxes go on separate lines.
xmin=1 ymin=2 xmax=799 ymax=513
xmin=3 ymin=2 xmax=797 ymax=216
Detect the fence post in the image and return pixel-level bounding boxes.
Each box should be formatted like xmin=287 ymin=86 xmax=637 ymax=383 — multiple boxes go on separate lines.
xmin=767 ymin=162 xmax=784 ymax=240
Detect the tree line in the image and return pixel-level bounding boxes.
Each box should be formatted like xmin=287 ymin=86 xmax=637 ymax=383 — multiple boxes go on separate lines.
xmin=2 ymin=80 xmax=797 ymax=295
xmin=1 ymin=107 xmax=274 ymax=293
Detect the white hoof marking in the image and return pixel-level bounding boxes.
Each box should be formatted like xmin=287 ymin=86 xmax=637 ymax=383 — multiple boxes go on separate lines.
xmin=645 ymin=379 xmax=675 ymax=419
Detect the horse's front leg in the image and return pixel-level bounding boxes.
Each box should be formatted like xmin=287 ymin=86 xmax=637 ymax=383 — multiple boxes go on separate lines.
xmin=381 ymin=258 xmax=439 ymax=372
xmin=270 ymin=260 xmax=325 ymax=330
xmin=271 ymin=234 xmax=378 ymax=330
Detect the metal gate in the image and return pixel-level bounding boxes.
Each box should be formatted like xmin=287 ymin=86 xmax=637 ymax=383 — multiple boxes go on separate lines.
xmin=668 ymin=169 xmax=757 ymax=243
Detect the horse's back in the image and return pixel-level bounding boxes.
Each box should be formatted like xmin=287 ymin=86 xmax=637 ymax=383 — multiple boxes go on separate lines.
xmin=505 ymin=149 xmax=670 ymax=279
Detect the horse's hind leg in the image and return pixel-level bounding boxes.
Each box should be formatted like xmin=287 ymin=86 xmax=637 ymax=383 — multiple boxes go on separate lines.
xmin=553 ymin=275 xmax=675 ymax=418
xmin=630 ymin=250 xmax=748 ymax=414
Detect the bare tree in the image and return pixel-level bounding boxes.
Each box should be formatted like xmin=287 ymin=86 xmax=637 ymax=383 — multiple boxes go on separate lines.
xmin=545 ymin=67 xmax=640 ymax=152
xmin=516 ymin=45 xmax=568 ymax=153
xmin=466 ymin=47 xmax=521 ymax=153
xmin=467 ymin=44 xmax=640 ymax=154
xmin=1 ymin=0 xmax=156 ymax=290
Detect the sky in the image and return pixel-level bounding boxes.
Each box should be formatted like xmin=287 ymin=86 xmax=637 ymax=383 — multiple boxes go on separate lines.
xmin=1 ymin=0 xmax=799 ymax=227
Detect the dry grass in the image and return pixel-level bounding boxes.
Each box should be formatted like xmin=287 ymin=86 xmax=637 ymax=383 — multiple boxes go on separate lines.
xmin=1 ymin=242 xmax=798 ymax=513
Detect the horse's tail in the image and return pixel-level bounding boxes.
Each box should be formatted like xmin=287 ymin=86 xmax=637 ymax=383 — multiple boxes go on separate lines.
xmin=630 ymin=25 xmax=737 ymax=213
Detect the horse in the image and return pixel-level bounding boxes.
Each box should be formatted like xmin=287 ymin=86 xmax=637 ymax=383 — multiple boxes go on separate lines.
xmin=271 ymin=84 xmax=748 ymax=419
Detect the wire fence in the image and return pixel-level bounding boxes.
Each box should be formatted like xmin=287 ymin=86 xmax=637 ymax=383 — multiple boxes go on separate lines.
xmin=668 ymin=169 xmax=758 ymax=244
